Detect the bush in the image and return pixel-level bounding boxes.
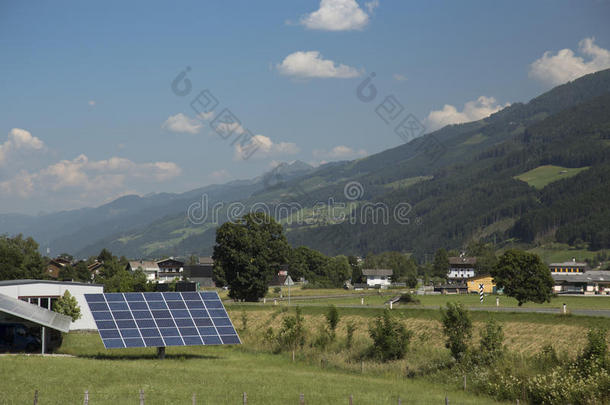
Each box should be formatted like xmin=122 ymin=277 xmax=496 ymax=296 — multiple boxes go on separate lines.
xmin=54 ymin=291 xmax=82 ymax=322
xmin=477 ymin=320 xmax=505 ymax=365
xmin=399 ymin=293 xmax=420 ymax=305
xmin=368 ymin=309 xmax=413 ymax=362
xmin=346 ymin=321 xmax=356 ymax=349
xmin=325 ymin=305 xmax=339 ymax=336
xmin=577 ymin=327 xmax=608 ymax=376
xmin=277 ymin=306 xmax=306 ymax=351
xmin=273 ymin=287 xmax=281 ymax=294
xmin=440 ymin=303 xmax=472 ymax=361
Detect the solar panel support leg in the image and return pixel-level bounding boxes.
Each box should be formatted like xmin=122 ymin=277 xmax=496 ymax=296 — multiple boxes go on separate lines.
xmin=157 ymin=346 xmax=166 ymax=359
xmin=41 ymin=326 xmax=46 ymax=355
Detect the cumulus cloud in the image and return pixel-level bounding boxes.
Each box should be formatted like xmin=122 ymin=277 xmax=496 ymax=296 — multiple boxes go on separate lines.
xmin=233 ymin=135 xmax=299 ymax=160
xmin=313 ymin=145 xmax=367 ymax=163
xmin=162 ymin=113 xmax=202 ymax=134
xmin=0 ymin=128 xmax=45 ymax=166
xmin=426 ymin=96 xmax=509 ymax=131
xmin=0 ymin=154 xmax=181 ymax=198
xmin=300 ymin=0 xmax=372 ymax=31
xmin=529 ymin=37 xmax=610 ymax=86
xmin=277 ymin=51 xmax=361 ymax=79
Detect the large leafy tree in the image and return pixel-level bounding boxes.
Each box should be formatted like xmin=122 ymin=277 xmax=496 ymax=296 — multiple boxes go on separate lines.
xmin=213 ymin=212 xmax=290 ymax=301
xmin=491 ymin=250 xmax=554 ymax=306
xmin=0 ymin=235 xmax=45 ymax=280
xmin=432 ymin=248 xmax=450 ymax=279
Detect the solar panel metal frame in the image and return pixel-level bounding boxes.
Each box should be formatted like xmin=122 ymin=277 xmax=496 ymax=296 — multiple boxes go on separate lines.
xmin=85 ymin=291 xmax=241 ymax=349
xmin=0 ymin=293 xmax=71 ymax=332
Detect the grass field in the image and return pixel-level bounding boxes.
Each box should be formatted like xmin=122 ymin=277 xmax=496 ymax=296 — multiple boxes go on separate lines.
xmin=514 ymin=165 xmax=590 ymax=189
xmin=0 ymin=332 xmax=504 ymax=405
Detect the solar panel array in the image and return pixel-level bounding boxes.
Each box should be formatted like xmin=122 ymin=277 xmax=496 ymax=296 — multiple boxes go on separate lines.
xmin=84 ymin=292 xmax=240 ymax=349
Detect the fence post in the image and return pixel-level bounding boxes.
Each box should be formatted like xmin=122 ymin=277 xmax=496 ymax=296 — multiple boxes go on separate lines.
xmin=292 ymin=350 xmax=295 ymax=362
xmin=33 ymin=390 xmax=38 ymax=405
xmin=83 ymin=390 xmax=89 ymax=405
xmin=349 ymin=394 xmax=353 ymax=405
xmin=445 ymin=394 xmax=449 ymax=405
xmin=299 ymin=393 xmax=305 ymax=404
xmin=398 ymin=398 xmax=401 ymax=405
xmin=139 ymin=389 xmax=145 ymax=405
xmin=192 ymin=393 xmax=196 ymax=405
xmin=243 ymin=392 xmax=247 ymax=405
xmin=463 ymin=375 xmax=467 ymax=391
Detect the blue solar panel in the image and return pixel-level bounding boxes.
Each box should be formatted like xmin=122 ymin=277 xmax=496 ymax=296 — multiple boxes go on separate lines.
xmin=85 ymin=291 xmax=241 ymax=349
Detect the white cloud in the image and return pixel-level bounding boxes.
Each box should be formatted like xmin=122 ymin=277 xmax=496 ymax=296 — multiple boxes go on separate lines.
xmin=313 ymin=145 xmax=367 ymax=163
xmin=162 ymin=113 xmax=202 ymax=134
xmin=233 ymin=135 xmax=299 ymax=160
xmin=300 ymin=0 xmax=372 ymax=31
xmin=426 ymin=96 xmax=509 ymax=131
xmin=197 ymin=111 xmax=215 ymax=121
xmin=364 ymin=0 xmax=379 ymax=14
xmin=529 ymin=37 xmax=610 ymax=86
xmin=88 ymin=100 xmax=96 ymax=106
xmin=0 ymin=154 xmax=181 ymax=198
xmin=0 ymin=128 xmax=45 ymax=166
xmin=393 ymin=73 xmax=407 ymax=82
xmin=277 ymin=51 xmax=361 ymax=79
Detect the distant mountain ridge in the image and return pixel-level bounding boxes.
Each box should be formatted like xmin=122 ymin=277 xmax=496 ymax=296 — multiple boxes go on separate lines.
xmin=2 ymin=70 xmax=610 ymax=259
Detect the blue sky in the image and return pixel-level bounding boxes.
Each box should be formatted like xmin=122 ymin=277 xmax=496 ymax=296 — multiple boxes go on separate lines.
xmin=1 ymin=0 xmax=609 ymax=214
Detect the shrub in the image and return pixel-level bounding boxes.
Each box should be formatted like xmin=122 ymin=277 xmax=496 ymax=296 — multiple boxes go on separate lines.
xmin=240 ymin=311 xmax=248 ymax=332
xmin=273 ymin=287 xmax=281 ymax=294
xmin=477 ymin=320 xmax=505 ymax=365
xmin=440 ymin=302 xmax=472 ymax=361
xmin=277 ymin=306 xmax=306 ymax=351
xmin=346 ymin=321 xmax=356 ymax=349
xmin=54 ymin=291 xmax=82 ymax=322
xmin=399 ymin=293 xmax=420 ymax=305
xmin=368 ymin=309 xmax=413 ymax=362
xmin=325 ymin=305 xmax=339 ymax=338
xmin=534 ymin=344 xmax=560 ymax=371
xmin=577 ymin=327 xmax=608 ymax=376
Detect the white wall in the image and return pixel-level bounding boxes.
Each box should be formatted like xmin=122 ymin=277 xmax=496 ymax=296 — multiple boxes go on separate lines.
xmin=0 ymin=282 xmax=103 ymax=330
xmin=366 ymin=275 xmax=391 ymax=286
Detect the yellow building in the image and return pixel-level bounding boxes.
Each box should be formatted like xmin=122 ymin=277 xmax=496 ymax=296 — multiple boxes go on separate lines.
xmin=467 ymin=274 xmax=496 ymax=294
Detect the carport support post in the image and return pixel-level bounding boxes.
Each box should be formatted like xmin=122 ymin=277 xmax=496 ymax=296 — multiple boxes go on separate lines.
xmin=41 ymin=326 xmax=46 ymax=355
xmin=157 ymin=346 xmax=166 ymax=359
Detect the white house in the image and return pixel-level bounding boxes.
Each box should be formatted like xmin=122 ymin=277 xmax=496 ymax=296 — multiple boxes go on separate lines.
xmin=362 ymin=269 xmax=393 ymax=288
xmin=447 ymin=255 xmax=476 ymax=281
xmin=127 ymin=260 xmax=160 ymax=281
xmin=0 ymin=279 xmax=103 ymax=330
xmin=127 ymin=258 xmax=185 ymax=283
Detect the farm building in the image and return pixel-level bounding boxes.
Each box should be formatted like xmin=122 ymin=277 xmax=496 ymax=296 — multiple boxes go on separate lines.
xmin=183 ymin=264 xmax=215 ymax=287
xmin=549 ymin=258 xmax=587 ymax=273
xmin=434 ymin=283 xmax=468 ymax=294
xmin=552 ymin=270 xmax=610 ymax=295
xmin=467 ymin=274 xmax=496 ymax=294
xmin=447 ymin=255 xmax=476 ymax=282
xmin=127 ymin=258 xmax=185 ymax=283
xmin=0 ymin=279 xmax=103 ymax=330
xmin=361 ymin=269 xmax=393 ymax=288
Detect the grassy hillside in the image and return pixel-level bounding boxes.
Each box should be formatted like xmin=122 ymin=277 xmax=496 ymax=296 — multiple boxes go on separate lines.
xmin=514 ymin=165 xmax=590 ymax=189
